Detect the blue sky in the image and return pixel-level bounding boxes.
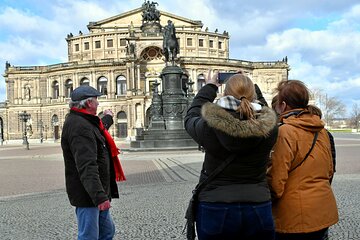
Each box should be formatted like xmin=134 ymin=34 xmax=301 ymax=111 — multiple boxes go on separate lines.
xmin=1 ymin=0 xmax=359 ymax=115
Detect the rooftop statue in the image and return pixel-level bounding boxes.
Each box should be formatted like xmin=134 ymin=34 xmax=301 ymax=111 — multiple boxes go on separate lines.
xmin=142 ymin=1 xmax=160 ymax=23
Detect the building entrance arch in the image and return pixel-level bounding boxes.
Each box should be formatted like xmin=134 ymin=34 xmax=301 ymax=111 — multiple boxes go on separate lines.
xmin=51 ymin=114 xmax=60 ymax=140
xmin=0 ymin=117 xmax=4 ymax=143
xmin=116 ymin=111 xmax=128 ymax=138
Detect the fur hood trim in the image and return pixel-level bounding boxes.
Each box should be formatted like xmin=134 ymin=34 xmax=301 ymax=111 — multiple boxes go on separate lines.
xmin=201 ymin=102 xmax=277 ymax=138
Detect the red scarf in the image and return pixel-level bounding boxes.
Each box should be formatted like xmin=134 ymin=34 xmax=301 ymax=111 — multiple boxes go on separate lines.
xmin=71 ymin=107 xmax=126 ymax=182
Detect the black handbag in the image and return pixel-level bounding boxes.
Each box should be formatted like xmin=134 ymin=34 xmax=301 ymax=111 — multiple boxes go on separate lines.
xmin=183 ymin=153 xmax=237 ymax=240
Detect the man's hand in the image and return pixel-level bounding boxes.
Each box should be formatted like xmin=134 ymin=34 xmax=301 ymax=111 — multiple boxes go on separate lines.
xmin=103 ymin=109 xmax=114 ymax=117
xmin=98 ymin=200 xmax=111 ymax=211
xmin=206 ymin=70 xmax=220 ymax=86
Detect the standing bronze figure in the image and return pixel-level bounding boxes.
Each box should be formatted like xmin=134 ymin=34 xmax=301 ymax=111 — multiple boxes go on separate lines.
xmin=163 ymin=20 xmax=179 ymax=65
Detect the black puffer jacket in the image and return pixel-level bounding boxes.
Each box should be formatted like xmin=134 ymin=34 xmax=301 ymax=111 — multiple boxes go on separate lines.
xmin=185 ymin=84 xmax=278 ymax=203
xmin=61 ymin=111 xmax=119 ymax=207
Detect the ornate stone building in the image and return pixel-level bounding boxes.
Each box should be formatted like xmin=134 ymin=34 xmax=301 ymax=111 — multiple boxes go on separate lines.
xmin=0 ymin=3 xmax=289 ymax=143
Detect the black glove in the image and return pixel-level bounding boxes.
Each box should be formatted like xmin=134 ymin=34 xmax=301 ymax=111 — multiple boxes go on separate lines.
xmin=254 ymin=84 xmax=268 ymax=106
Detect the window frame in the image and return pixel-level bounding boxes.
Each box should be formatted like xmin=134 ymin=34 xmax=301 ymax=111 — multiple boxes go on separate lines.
xmin=95 ymin=40 xmax=101 ymax=49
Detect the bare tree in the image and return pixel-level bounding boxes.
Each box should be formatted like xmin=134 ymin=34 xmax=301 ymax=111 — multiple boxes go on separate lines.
xmin=350 ymin=103 xmax=360 ymax=131
xmin=311 ymin=88 xmax=346 ymax=127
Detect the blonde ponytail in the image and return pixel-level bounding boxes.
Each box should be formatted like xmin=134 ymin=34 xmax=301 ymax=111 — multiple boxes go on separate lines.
xmin=224 ymin=74 xmax=257 ymax=120
xmin=237 ymin=97 xmax=255 ymax=120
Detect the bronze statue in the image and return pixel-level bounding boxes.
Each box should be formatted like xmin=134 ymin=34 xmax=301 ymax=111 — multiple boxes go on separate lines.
xmin=128 ymin=21 xmax=135 ymax=37
xmin=5 ymin=61 xmax=10 ymax=70
xmin=142 ymin=1 xmax=160 ymax=23
xmin=163 ymin=20 xmax=179 ymax=65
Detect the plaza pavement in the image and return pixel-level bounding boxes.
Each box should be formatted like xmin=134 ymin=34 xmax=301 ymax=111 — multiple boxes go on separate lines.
xmin=0 ymin=133 xmax=359 ymax=239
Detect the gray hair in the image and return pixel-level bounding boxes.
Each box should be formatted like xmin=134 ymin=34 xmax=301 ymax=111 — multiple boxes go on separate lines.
xmin=69 ymin=97 xmax=93 ymax=109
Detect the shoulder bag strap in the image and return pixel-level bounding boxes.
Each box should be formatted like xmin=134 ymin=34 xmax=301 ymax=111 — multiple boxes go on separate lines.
xmin=289 ymin=131 xmax=319 ymax=173
xmin=192 ymin=153 xmax=237 ymax=195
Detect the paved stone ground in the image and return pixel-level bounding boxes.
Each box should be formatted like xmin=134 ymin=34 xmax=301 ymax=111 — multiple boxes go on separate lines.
xmin=0 ymin=133 xmax=359 ymax=239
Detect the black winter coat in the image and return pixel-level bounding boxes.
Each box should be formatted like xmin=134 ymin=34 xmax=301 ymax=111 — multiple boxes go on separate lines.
xmin=185 ymin=84 xmax=278 ymax=203
xmin=61 ymin=111 xmax=119 ymax=207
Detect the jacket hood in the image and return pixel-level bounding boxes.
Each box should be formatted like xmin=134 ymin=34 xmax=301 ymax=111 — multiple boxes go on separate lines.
xmin=280 ymin=109 xmax=325 ymax=132
xmin=201 ymin=102 xmax=277 ymax=138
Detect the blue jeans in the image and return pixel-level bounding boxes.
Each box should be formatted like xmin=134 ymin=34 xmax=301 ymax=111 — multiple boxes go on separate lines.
xmin=75 ymin=207 xmax=115 ymax=240
xmin=196 ymin=201 xmax=275 ymax=240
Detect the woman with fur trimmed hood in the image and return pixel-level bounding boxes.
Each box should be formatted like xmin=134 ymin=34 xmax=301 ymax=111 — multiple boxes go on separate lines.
xmin=184 ymin=71 xmax=278 ymax=240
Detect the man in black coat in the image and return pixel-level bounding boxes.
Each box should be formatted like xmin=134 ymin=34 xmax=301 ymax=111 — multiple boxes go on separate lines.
xmin=61 ymin=85 xmax=122 ymax=240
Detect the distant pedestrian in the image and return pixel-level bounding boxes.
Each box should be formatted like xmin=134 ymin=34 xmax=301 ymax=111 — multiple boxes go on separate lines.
xmin=185 ymin=71 xmax=278 ymax=239
xmin=61 ymin=85 xmax=126 ymax=240
xmin=267 ymin=80 xmax=338 ymax=240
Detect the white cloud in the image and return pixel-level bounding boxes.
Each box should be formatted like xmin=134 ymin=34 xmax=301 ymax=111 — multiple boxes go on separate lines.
xmin=328 ymin=77 xmax=360 ymax=90
xmin=344 ymin=4 xmax=360 ymax=20
xmin=0 ymin=7 xmax=47 ymax=32
xmin=0 ymin=0 xmax=360 ymax=117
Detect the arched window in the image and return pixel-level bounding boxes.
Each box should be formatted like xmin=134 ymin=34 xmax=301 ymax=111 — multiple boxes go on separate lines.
xmin=117 ymin=111 xmax=127 ymax=119
xmin=51 ymin=114 xmax=59 ymax=126
xmin=116 ymin=111 xmax=128 ymax=138
xmin=80 ymin=78 xmax=90 ymax=86
xmin=197 ymin=74 xmax=206 ymax=90
xmin=52 ymin=81 xmax=59 ymax=99
xmin=65 ymin=79 xmax=73 ymax=98
xmin=51 ymin=114 xmax=60 ymax=140
xmin=97 ymin=76 xmax=108 ymax=95
xmin=140 ymin=46 xmax=163 ymax=61
xmin=116 ymin=75 xmax=127 ymax=95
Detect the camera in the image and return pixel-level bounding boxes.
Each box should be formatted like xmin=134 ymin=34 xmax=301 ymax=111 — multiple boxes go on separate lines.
xmin=218 ymin=72 xmax=237 ymax=84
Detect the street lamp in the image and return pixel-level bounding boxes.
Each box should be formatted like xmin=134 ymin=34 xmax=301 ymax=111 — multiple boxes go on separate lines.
xmin=19 ymin=111 xmax=31 ymax=150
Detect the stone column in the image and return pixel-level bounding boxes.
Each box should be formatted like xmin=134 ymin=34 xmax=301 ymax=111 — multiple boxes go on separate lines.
xmin=109 ymin=70 xmax=115 ymax=98
xmin=137 ymin=65 xmax=141 ymax=93
xmin=126 ymin=66 xmax=131 ymax=96
xmin=131 ymin=62 xmax=135 ymax=94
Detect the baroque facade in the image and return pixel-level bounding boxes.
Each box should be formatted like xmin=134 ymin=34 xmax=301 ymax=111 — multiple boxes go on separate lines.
xmin=0 ymin=3 xmax=289 ymax=143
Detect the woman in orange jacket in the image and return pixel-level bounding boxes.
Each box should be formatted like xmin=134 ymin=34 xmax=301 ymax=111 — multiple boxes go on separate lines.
xmin=267 ymin=80 xmax=338 ymax=240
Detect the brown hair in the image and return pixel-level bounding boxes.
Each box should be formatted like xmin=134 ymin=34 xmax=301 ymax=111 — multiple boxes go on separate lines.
xmin=271 ymin=95 xmax=279 ymax=111
xmin=308 ymin=104 xmax=322 ymax=118
xmin=276 ymin=80 xmax=309 ymax=109
xmin=224 ymin=74 xmax=256 ymax=119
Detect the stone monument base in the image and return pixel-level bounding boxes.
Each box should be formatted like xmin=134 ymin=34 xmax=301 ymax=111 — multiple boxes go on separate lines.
xmin=140 ymin=22 xmax=162 ymax=36
xmin=130 ymin=129 xmax=198 ymax=150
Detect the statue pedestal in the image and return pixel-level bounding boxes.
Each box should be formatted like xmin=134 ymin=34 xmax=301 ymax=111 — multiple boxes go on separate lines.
xmin=130 ymin=65 xmax=197 ymax=150
xmin=141 ymin=22 xmax=161 ymax=36
xmin=130 ymin=129 xmax=196 ymax=149
xmin=161 ymin=65 xmax=188 ymax=130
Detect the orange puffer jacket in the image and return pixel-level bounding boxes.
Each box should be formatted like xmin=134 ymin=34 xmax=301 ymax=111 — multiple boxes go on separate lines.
xmin=267 ymin=109 xmax=338 ymax=233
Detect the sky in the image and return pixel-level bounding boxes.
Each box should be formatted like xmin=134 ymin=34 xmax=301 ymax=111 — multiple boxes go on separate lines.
xmin=0 ymin=0 xmax=359 ymax=116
